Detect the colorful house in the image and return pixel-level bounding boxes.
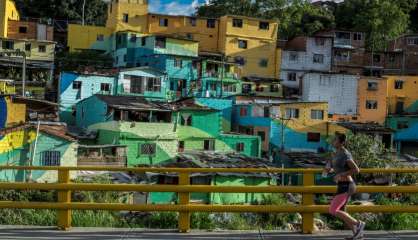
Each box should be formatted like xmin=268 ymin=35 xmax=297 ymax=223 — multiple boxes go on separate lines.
xmin=67 ymin=0 xmax=280 ymax=81
xmin=356 ymin=77 xmax=388 ymax=124
xmin=148 ymin=151 xmax=278 ymax=204
xmin=385 ymin=75 xmax=418 ymax=155
xmin=0 ymin=0 xmax=55 ymax=99
xmin=0 ymin=95 xmax=77 ymax=182
xmin=75 ymin=95 xmax=260 ymax=166
xmin=233 ymin=96 xmax=346 ymax=156
xmin=117 ymin=67 xmax=170 ymax=100
xmin=198 ymin=54 xmax=242 ymax=98
xmin=59 ymin=71 xmax=117 ymax=125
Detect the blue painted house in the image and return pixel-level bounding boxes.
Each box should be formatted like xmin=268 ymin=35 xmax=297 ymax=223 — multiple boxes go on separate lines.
xmin=117 ymin=67 xmax=170 ymax=100
xmin=59 ymin=72 xmax=117 ymax=125
xmin=232 ymin=96 xmax=345 ymax=158
xmin=114 ymin=33 xmax=199 ymax=100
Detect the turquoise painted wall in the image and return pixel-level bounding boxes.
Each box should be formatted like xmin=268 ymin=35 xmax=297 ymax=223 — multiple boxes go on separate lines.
xmin=117 ymin=68 xmax=170 ymax=100
xmin=59 ymin=72 xmax=116 ymax=125
xmin=76 ymin=95 xmax=108 ymax=129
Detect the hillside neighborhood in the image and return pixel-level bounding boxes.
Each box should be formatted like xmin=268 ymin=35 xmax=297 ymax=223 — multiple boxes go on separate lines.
xmin=0 ymin=0 xmax=417 ymax=207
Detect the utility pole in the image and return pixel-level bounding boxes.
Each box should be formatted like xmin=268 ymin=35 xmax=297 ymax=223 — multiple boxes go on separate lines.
xmin=277 ymin=116 xmax=291 ymax=152
xmin=22 ymin=53 xmax=26 ymax=97
xmin=82 ymin=0 xmax=86 ymax=26
xmin=219 ymin=55 xmax=225 ymax=98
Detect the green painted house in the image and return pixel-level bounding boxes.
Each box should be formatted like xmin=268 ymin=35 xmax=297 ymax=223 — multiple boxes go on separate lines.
xmin=75 ymin=95 xmax=261 ymax=166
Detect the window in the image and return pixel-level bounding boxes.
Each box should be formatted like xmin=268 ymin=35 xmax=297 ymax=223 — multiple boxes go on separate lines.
xmin=178 ymin=141 xmax=185 ymax=152
xmin=159 ymin=18 xmax=168 ymax=27
xmin=174 ymin=58 xmax=182 ymax=68
xmin=129 ymin=76 xmax=143 ymax=94
xmin=311 ymin=110 xmax=324 ymax=120
xmin=146 ymin=77 xmax=162 ymax=92
xmin=25 ymin=43 xmax=31 ymax=51
xmin=270 ymin=84 xmax=279 ymax=92
xmin=97 ymin=34 xmax=104 ymax=41
xmin=313 ymin=54 xmax=324 ymax=63
xmin=240 ymin=106 xmax=248 ymax=117
xmin=307 ymin=132 xmax=321 ymax=142
xmin=38 ymin=45 xmax=46 ymax=53
xmin=100 ymin=83 xmax=110 ymax=92
xmin=395 ymin=80 xmax=404 ymax=89
xmin=287 ymin=72 xmax=297 ymax=82
xmin=186 ymin=33 xmax=193 ymax=40
xmin=189 ymin=17 xmax=197 ymax=26
xmin=141 ymin=37 xmax=147 ymax=46
xmin=123 ymin=54 xmax=127 ymax=62
xmin=204 ymin=139 xmax=215 ymax=151
xmin=334 ymin=50 xmax=350 ymax=62
xmin=19 ymin=26 xmax=27 ymax=33
xmin=140 ymin=143 xmax=156 ymax=156
xmin=72 ymin=81 xmax=82 ymax=90
xmin=397 ymin=121 xmax=409 ymax=129
xmin=373 ymin=54 xmax=381 ymax=63
xmin=285 ymin=108 xmax=299 ymax=119
xmin=259 ymin=21 xmax=269 ymax=30
xmin=232 ymin=18 xmax=243 ymax=28
xmin=257 ymin=131 xmax=266 ymax=142
xmin=130 ymin=34 xmax=137 ymax=42
xmin=353 ymin=33 xmax=362 ymax=41
xmin=366 ymin=100 xmax=378 ymax=109
xmin=259 ymin=58 xmax=268 ymax=68
xmin=207 ymin=19 xmax=216 ymax=28
xmin=289 ymin=52 xmax=298 ymax=61
xmin=407 ymin=37 xmax=418 ymax=45
xmin=236 ymin=142 xmax=245 ymax=152
xmin=238 ymin=40 xmax=247 ymax=49
xmin=315 ymin=38 xmax=325 ymax=46
xmin=2 ymin=40 xmax=14 ymax=49
xmin=264 ymin=106 xmax=270 ymax=118
xmin=223 ymin=84 xmax=237 ymax=93
xmin=234 ymin=56 xmax=245 ymax=66
xmin=255 ymin=84 xmax=264 ymax=92
xmin=367 ymin=81 xmax=378 ymax=90
xmin=123 ymin=13 xmax=129 ymax=23
xmin=155 ymin=36 xmax=166 ymax=48
xmin=41 ymin=151 xmax=61 ymax=166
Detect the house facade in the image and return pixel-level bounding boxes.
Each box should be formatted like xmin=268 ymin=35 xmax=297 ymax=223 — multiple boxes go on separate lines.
xmin=302 ymin=72 xmax=359 ymax=119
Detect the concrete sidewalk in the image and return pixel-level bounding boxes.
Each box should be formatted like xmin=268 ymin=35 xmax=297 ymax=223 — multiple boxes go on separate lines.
xmin=0 ymin=226 xmax=416 ymax=239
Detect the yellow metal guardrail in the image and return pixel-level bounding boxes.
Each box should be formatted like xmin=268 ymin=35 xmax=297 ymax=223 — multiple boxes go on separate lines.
xmin=0 ymin=166 xmax=417 ymax=234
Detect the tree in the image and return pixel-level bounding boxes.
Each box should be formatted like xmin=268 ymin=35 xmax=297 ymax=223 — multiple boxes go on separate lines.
xmin=344 ymin=133 xmax=392 ymax=169
xmin=196 ymin=0 xmax=335 ymax=39
xmin=14 ymin=0 xmax=107 ymax=25
xmin=335 ymin=0 xmax=415 ymax=51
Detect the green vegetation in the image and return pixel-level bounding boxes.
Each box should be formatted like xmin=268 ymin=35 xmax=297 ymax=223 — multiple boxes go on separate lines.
xmin=14 ymin=0 xmax=108 ymax=25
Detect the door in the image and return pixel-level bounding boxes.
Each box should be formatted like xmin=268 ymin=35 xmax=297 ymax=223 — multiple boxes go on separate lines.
xmin=395 ymin=101 xmax=404 ymax=114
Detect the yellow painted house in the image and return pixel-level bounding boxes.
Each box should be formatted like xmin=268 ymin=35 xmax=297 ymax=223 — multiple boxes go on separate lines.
xmin=0 ymin=0 xmax=19 ymax=38
xmin=67 ymin=0 xmax=281 ymax=79
xmin=385 ymin=75 xmax=418 ymax=114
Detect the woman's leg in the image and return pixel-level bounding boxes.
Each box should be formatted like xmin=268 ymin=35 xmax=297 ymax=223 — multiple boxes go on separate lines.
xmin=329 ymin=193 xmax=359 ymax=231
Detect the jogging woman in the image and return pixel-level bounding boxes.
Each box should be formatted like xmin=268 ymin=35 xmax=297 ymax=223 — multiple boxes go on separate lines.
xmin=324 ymin=133 xmax=365 ymax=239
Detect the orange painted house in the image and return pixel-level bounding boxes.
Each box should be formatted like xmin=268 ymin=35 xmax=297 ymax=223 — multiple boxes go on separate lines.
xmin=356 ymin=77 xmax=388 ymax=124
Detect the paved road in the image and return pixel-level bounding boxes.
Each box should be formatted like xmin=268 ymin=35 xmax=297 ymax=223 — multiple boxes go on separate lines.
xmin=0 ymin=226 xmax=416 ymax=239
